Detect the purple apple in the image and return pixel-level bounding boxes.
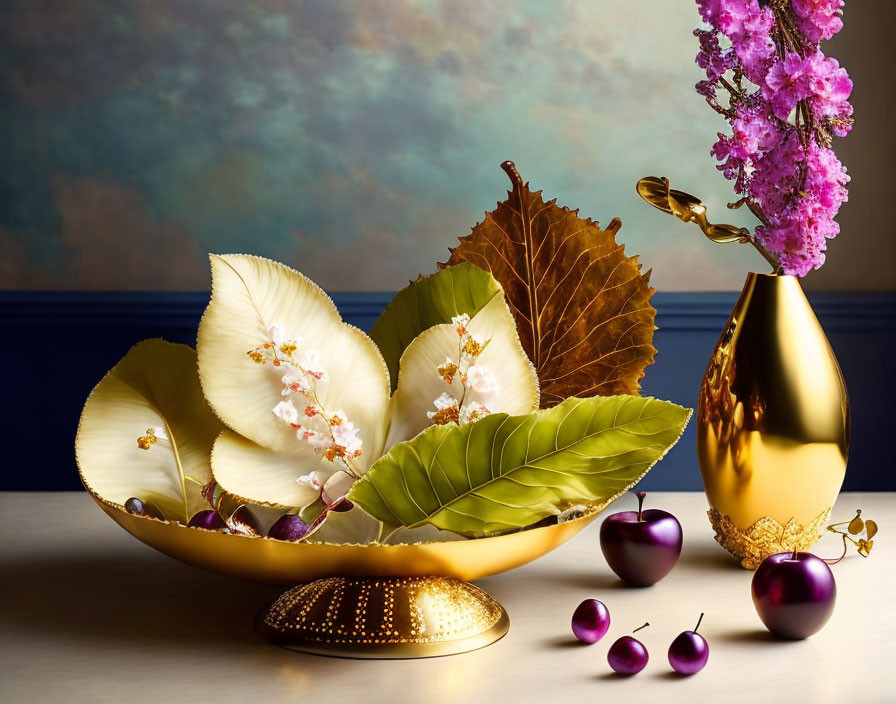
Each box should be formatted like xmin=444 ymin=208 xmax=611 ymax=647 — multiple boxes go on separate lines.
xmin=751 ymin=550 xmax=836 ymax=639
xmin=607 ymin=623 xmax=650 ymax=675
xmin=571 ymin=598 xmax=611 ymax=643
xmin=599 ymin=491 xmax=682 ymax=587
xmin=668 ymin=613 xmax=709 ymax=675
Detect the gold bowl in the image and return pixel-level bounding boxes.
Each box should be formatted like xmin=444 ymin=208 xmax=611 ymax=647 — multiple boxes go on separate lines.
xmin=93 ymin=495 xmax=597 ymax=658
xmin=94 ymin=496 xmax=597 ymax=583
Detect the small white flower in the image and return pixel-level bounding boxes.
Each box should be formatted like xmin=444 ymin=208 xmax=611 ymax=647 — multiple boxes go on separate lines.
xmin=427 ymin=392 xmax=460 ymax=419
xmin=296 ymin=471 xmax=323 ymax=491
xmin=434 ymin=392 xmax=459 ymax=409
xmin=298 ymin=427 xmax=332 ymax=449
xmin=267 ymin=323 xmax=287 ymax=346
xmin=332 ymin=420 xmax=363 ymax=457
xmin=465 ymin=364 xmax=500 ymax=395
xmin=459 ymin=403 xmax=491 ymax=424
xmin=451 ymin=313 xmax=471 ymax=329
xmin=273 ymin=399 xmax=299 ymax=425
xmin=265 ymin=323 xmax=302 ymax=355
xmin=300 ymin=348 xmax=328 ymax=381
xmin=151 ymin=426 xmax=168 ymax=442
xmin=281 ymin=372 xmax=310 ymax=396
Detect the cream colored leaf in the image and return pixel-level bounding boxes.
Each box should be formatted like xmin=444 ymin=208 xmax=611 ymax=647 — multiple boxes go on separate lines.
xmin=323 ymin=470 xmax=355 ymax=503
xmin=306 ymin=507 xmax=465 ymax=545
xmin=384 ymin=293 xmax=539 ymax=449
xmin=306 ymin=505 xmax=383 ymax=545
xmin=197 ymin=254 xmax=391 ymax=470
xmin=211 ymin=429 xmax=326 ymax=509
xmin=76 ymin=339 xmax=223 ymax=522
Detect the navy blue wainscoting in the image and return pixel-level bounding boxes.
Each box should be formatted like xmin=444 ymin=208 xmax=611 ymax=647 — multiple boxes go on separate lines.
xmin=1 ymin=291 xmax=893 ymax=491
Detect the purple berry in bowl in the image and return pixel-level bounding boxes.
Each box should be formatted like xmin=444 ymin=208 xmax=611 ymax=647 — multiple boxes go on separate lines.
xmin=187 ymin=509 xmax=227 ymax=531
xmin=571 ymin=599 xmax=610 ymax=643
xmin=668 ymin=613 xmax=709 ymax=675
xmin=124 ymin=497 xmax=146 ymax=516
xmin=267 ymin=514 xmax=310 ymax=542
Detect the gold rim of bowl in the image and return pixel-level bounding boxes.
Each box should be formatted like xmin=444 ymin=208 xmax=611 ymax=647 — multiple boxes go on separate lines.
xmin=91 ymin=494 xmax=599 ymax=584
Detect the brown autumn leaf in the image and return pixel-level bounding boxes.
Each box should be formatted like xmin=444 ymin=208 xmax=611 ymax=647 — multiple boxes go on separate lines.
xmin=440 ymin=161 xmax=656 ymax=408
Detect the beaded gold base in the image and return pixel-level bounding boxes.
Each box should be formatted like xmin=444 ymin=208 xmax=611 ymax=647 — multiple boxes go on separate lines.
xmin=708 ymin=507 xmax=832 ymax=569
xmin=256 ymin=576 xmax=510 ymax=659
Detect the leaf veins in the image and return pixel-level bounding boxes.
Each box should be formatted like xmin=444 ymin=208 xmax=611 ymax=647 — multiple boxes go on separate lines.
xmin=440 ymin=161 xmax=657 ymax=407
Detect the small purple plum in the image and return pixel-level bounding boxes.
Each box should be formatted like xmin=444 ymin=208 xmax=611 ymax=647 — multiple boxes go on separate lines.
xmin=607 ymin=623 xmax=650 ymax=675
xmin=187 ymin=509 xmax=227 ymax=531
xmin=124 ymin=496 xmax=164 ymax=520
xmin=124 ymin=497 xmax=146 ymax=516
xmin=668 ymin=613 xmax=709 ymax=675
xmin=571 ymin=599 xmax=611 ymax=644
xmin=268 ymin=514 xmax=310 ymax=542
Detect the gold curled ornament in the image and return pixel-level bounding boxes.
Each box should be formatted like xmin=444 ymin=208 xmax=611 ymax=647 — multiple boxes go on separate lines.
xmin=635 ymin=176 xmax=781 ymax=273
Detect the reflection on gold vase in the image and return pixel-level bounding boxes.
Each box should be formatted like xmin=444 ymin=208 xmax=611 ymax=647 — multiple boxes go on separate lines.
xmin=698 ymin=273 xmax=850 ymax=568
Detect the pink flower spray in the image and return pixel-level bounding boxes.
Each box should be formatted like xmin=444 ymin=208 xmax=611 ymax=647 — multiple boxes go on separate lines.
xmin=695 ymin=0 xmax=852 ymax=276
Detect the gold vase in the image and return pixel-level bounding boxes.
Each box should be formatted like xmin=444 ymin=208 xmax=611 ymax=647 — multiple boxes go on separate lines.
xmin=698 ymin=273 xmax=850 ymax=568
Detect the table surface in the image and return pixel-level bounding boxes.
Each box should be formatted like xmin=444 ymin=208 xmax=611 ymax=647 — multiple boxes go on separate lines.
xmin=1 ymin=491 xmax=892 ymax=704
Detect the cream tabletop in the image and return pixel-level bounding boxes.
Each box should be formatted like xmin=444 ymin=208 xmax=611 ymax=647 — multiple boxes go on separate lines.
xmin=0 ymin=491 xmax=892 ymax=703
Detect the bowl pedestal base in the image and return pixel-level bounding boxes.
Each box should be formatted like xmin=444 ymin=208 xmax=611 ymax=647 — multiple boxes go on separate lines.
xmin=256 ymin=575 xmax=510 ymax=659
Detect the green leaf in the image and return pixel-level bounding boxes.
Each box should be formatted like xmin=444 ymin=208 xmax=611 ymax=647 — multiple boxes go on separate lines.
xmin=347 ymin=395 xmax=691 ymax=537
xmin=369 ymin=262 xmax=503 ymax=392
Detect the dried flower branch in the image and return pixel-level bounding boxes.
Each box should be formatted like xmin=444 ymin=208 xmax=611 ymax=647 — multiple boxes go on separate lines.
xmin=248 ymin=323 xmax=364 ymax=478
xmin=427 ymin=314 xmax=498 ymax=426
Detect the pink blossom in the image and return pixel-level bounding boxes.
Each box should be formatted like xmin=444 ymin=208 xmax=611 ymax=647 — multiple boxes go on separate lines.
xmin=805 ymin=52 xmax=853 ymax=122
xmin=792 ymin=0 xmax=844 ymax=42
xmin=753 ymin=141 xmax=848 ymax=276
xmin=730 ymin=106 xmax=780 ymax=159
xmin=730 ymin=6 xmax=776 ymax=84
xmin=695 ymin=29 xmax=734 ymax=83
xmin=764 ymin=53 xmax=812 ymax=119
xmin=698 ymin=0 xmax=759 ymax=37
xmin=693 ymin=0 xmax=851 ymax=276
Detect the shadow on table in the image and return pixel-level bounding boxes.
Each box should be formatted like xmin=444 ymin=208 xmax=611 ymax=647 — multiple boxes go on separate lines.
xmin=0 ymin=546 xmax=284 ymax=651
xmin=679 ymin=542 xmax=744 ymax=571
xmin=542 ymin=635 xmax=597 ymax=650
xmin=509 ymin=569 xmax=631 ymax=593
xmin=504 ymin=543 xmax=742 ymax=597
xmin=716 ymin=628 xmax=792 ymax=644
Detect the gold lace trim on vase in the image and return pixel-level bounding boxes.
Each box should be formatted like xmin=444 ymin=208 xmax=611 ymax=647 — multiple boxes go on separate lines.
xmin=708 ymin=507 xmax=831 ymax=569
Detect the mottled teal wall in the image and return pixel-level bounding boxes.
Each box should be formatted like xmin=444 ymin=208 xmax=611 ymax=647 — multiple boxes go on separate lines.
xmin=1 ymin=0 xmax=866 ymax=291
